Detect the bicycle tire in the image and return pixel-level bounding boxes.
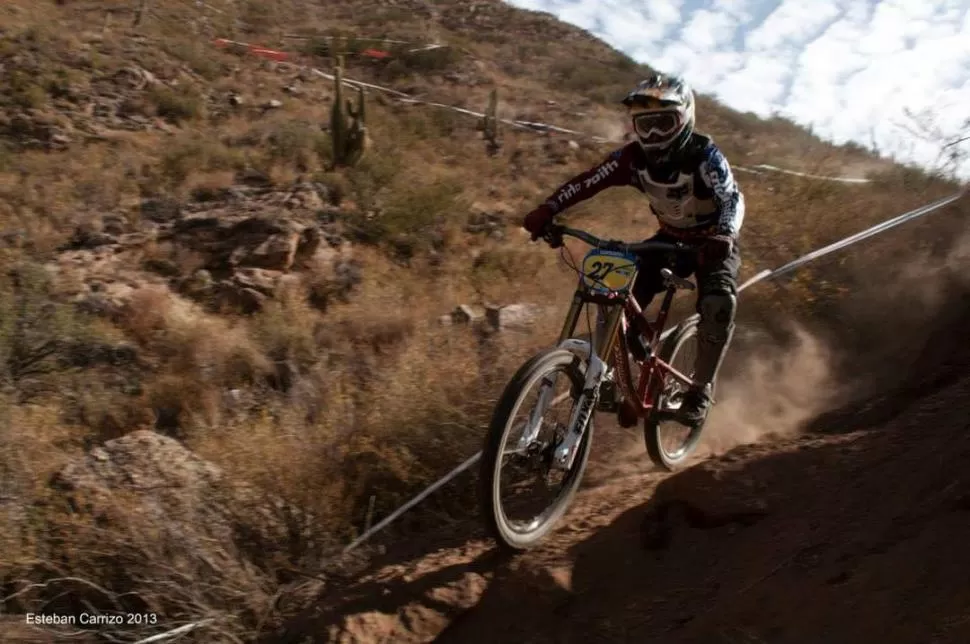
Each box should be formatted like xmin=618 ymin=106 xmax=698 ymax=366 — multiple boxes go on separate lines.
xmin=643 ymin=314 xmax=707 ymax=471
xmin=478 ymin=348 xmax=593 ymax=552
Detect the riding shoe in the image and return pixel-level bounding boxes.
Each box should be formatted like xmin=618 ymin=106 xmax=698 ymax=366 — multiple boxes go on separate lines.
xmin=675 ymin=383 xmax=713 ymax=427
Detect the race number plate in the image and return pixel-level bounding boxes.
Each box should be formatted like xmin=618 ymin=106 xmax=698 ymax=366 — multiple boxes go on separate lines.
xmin=581 ymin=248 xmax=639 ymax=294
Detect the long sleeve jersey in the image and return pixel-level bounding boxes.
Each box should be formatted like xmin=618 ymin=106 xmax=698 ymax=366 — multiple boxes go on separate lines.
xmin=540 ymin=134 xmax=745 ymax=238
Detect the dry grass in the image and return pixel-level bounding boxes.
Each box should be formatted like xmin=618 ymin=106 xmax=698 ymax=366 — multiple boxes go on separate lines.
xmin=0 ymin=0 xmax=966 ymax=637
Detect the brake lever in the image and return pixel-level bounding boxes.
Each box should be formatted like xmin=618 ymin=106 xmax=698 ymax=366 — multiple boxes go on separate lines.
xmin=543 ymin=226 xmax=564 ymax=249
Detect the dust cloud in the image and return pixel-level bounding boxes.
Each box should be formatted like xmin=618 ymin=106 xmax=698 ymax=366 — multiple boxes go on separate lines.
xmin=702 ymin=222 xmax=970 ymax=457
xmin=702 ymin=325 xmax=836 ymax=457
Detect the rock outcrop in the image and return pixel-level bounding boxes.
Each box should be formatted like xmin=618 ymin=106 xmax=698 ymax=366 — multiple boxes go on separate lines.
xmin=46 ymin=430 xmax=315 ymax=619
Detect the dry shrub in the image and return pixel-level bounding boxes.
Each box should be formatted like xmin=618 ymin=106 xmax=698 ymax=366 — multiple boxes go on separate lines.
xmin=157 ymin=135 xmax=246 ymax=190
xmin=0 ymin=400 xmax=79 ymax=585
xmin=148 ymin=85 xmax=205 ymax=124
xmin=243 ymin=118 xmax=330 ymax=175
xmin=119 ymin=287 xmax=271 ymax=432
xmin=1 ymin=0 xmax=968 ymax=633
xmin=4 ymin=432 xmax=301 ymax=643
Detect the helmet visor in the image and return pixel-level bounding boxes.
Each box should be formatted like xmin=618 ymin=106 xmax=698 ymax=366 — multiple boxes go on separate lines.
xmin=632 ymin=110 xmax=683 ymax=144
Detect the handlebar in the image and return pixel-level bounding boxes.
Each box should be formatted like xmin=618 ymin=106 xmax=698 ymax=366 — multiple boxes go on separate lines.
xmin=547 ymin=224 xmax=697 ymax=255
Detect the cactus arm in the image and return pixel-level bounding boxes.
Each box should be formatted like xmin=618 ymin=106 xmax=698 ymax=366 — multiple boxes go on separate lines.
xmin=330 ymin=55 xmax=348 ymax=166
xmin=329 ymin=57 xmax=367 ymax=168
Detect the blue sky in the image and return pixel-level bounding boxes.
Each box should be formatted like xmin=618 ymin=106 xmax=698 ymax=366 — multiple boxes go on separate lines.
xmin=503 ymin=0 xmax=970 ymax=178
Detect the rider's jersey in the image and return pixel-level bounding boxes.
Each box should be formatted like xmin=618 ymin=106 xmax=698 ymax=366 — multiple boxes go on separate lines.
xmin=540 ymin=133 xmax=745 ymax=238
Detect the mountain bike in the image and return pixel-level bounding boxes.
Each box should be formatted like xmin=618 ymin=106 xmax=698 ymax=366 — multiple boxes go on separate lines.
xmin=478 ymin=223 xmax=711 ymax=551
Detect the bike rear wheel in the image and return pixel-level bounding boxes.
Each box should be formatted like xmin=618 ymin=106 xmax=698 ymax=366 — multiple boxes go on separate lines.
xmin=478 ymin=348 xmax=593 ymax=551
xmin=643 ymin=315 xmax=706 ymax=471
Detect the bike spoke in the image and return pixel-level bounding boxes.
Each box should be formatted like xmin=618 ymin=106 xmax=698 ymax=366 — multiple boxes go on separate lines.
xmin=496 ymin=363 xmax=579 ymax=533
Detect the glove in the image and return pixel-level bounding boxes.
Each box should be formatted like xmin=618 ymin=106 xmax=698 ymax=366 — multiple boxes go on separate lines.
xmin=523 ymin=204 xmax=555 ymax=240
xmin=700 ymin=234 xmax=734 ymax=265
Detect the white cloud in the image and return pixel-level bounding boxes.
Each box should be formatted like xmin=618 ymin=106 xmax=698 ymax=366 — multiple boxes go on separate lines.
xmin=503 ymin=0 xmax=970 ymax=178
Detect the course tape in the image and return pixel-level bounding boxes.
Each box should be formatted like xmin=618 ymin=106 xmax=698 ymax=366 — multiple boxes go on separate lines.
xmin=738 ymin=191 xmax=965 ymax=292
xmin=734 ymin=164 xmax=872 ymax=184
xmin=343 ymin=451 xmax=483 ymax=553
xmin=131 ymin=619 xmax=215 ymax=644
xmin=341 ymin=188 xmax=965 ymax=553
xmin=216 ymin=36 xmax=877 ymax=184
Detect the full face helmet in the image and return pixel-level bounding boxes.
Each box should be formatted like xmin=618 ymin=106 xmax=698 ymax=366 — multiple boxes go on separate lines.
xmin=621 ymin=73 xmax=696 ymax=162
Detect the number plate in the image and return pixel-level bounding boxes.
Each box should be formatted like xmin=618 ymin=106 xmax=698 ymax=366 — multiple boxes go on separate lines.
xmin=581 ymin=248 xmax=639 ymax=294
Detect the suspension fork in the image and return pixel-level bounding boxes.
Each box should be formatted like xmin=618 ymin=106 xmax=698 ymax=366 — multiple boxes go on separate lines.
xmin=553 ymin=304 xmax=624 ymax=470
xmin=516 ymin=292 xmax=586 ymax=451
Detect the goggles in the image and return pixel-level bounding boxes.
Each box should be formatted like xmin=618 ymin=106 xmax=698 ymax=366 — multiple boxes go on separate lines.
xmin=631 ymin=110 xmax=683 ymax=143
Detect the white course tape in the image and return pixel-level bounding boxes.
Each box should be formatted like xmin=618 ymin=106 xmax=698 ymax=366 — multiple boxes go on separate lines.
xmin=745 ymin=163 xmax=872 ymax=184
xmin=340 ymin=188 xmax=965 ymax=552
xmin=132 ymin=620 xmax=215 ymax=644
xmin=736 ymin=191 xmax=964 ymax=292
xmin=343 ymin=451 xmax=483 ymax=553
xmin=734 ymin=164 xmax=871 ymax=184
xmin=220 ymin=34 xmax=881 ymax=184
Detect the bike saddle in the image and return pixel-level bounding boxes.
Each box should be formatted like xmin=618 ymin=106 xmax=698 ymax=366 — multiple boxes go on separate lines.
xmin=660 ymin=268 xmax=695 ymax=291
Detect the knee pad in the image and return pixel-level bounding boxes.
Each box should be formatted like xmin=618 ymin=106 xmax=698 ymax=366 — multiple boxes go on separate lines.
xmin=698 ymin=292 xmax=736 ymax=344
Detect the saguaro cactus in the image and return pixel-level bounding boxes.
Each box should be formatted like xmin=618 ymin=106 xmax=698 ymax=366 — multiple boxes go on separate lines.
xmin=481 ymin=88 xmax=501 ymax=156
xmin=329 ymin=56 xmax=368 ymax=168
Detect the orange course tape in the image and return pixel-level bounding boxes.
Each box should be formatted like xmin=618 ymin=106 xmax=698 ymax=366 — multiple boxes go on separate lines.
xmin=214 ymin=37 xmax=391 ymax=61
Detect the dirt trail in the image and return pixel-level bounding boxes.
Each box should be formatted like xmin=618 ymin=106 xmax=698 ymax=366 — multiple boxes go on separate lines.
xmin=270 ymin=309 xmax=970 ymax=644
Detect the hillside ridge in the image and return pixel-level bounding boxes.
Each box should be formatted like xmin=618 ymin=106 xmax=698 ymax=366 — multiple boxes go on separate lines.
xmin=0 ymin=1 xmax=968 ymax=642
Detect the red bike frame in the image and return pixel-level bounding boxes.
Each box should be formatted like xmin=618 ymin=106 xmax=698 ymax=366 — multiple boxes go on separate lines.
xmin=549 ymin=224 xmax=699 ymax=420
xmin=614 ymin=285 xmax=699 ymax=417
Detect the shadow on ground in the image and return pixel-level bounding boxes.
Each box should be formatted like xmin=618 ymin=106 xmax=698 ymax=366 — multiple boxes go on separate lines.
xmin=433 ymin=365 xmax=970 ymax=644
xmin=267 ymin=303 xmax=970 ymax=644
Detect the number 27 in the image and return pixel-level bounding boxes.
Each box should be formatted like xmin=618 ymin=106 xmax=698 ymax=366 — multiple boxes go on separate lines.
xmin=588 ymin=261 xmax=615 ymax=281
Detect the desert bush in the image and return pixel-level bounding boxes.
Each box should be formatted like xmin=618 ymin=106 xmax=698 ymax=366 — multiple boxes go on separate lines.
xmin=4 ymin=70 xmax=48 ymax=109
xmin=160 ymin=37 xmax=227 ymax=80
xmin=148 ymin=85 xmax=205 ymax=124
xmin=303 ymin=33 xmax=370 ymax=59
xmin=0 ymin=263 xmax=106 ymax=401
xmin=157 ymin=135 xmax=246 ymax=188
xmin=259 ymin=119 xmax=330 ymax=172
xmin=346 ymin=176 xmax=463 ymax=259
xmin=376 ymin=44 xmax=463 ymax=81
xmin=116 ymin=287 xmax=271 ymax=434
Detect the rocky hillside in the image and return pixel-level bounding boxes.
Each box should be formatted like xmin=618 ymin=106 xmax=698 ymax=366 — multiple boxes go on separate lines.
xmin=0 ymin=0 xmax=968 ymax=641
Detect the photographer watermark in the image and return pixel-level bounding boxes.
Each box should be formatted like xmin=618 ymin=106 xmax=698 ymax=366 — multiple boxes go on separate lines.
xmin=25 ymin=611 xmax=161 ymax=627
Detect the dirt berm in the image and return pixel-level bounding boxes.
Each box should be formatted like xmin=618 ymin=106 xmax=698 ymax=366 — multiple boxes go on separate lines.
xmin=266 ymin=302 xmax=970 ymax=643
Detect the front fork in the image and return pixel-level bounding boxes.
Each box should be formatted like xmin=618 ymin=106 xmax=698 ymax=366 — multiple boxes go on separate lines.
xmin=549 ymin=295 xmax=624 ymax=471
xmin=515 ymin=293 xmax=586 ymax=453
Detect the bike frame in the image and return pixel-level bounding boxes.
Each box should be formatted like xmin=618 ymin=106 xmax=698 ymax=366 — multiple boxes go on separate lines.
xmin=546 ymin=273 xmax=700 ymax=471
xmin=560 ymin=280 xmax=699 ymax=408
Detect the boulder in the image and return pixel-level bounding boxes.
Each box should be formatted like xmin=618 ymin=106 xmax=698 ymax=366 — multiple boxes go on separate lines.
xmin=486 ymin=303 xmax=540 ymax=331
xmin=169 ymin=215 xmax=322 ymax=272
xmin=452 ymin=304 xmax=485 ymax=324
xmin=47 ymin=431 xmax=314 ymax=619
xmin=140 ymin=197 xmax=182 ymax=223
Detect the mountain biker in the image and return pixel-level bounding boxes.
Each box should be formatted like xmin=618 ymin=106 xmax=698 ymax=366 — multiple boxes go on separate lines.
xmin=522 ymin=72 xmax=744 ymax=427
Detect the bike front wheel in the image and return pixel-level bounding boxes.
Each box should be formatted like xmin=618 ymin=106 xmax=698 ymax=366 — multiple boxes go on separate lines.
xmin=478 ymin=348 xmax=593 ymax=551
xmin=643 ymin=315 xmax=706 ymax=471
